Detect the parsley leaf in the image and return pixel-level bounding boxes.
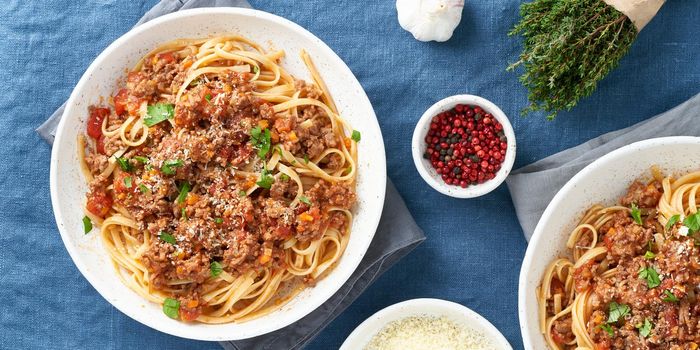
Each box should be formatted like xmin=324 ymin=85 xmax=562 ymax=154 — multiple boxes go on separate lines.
xmin=177 ymin=181 xmax=190 ymax=204
xmin=637 ymin=318 xmax=653 ymax=338
xmin=644 ymin=251 xmax=656 ymax=259
xmin=134 ymin=156 xmax=149 ymax=164
xmin=123 ymin=176 xmax=132 ymax=188
xmin=116 ymin=157 xmax=133 ymax=172
xmin=280 ymin=173 xmax=290 ymax=181
xmin=159 ymin=231 xmax=177 ymax=245
xmin=144 ymin=103 xmax=175 ymax=127
xmin=351 ymin=130 xmax=361 ymax=142
xmin=683 ymin=212 xmax=700 ymax=234
xmin=299 ymin=195 xmax=311 ymax=205
xmin=205 ymin=94 xmax=212 ymax=102
xmin=238 ymin=190 xmax=247 ymax=197
xmin=607 ymin=302 xmax=630 ymax=323
xmin=253 ymin=65 xmax=260 ymax=74
xmin=181 ymin=207 xmax=187 ymax=221
xmin=304 ymin=154 xmax=309 ymax=164
xmin=638 ymin=266 xmax=661 ymax=288
xmin=665 ymin=214 xmax=680 ymax=231
xmin=599 ymin=323 xmax=614 ymax=337
xmin=161 ymin=159 xmax=183 ymax=175
xmin=662 ymin=290 xmax=679 ymax=303
xmin=256 ymin=166 xmax=275 ymax=189
xmin=630 ymin=203 xmax=643 ymax=225
xmin=210 ymin=261 xmax=223 ymax=277
xmin=214 ymin=218 xmax=223 ymax=224
xmin=82 ymin=216 xmax=93 ymax=234
xmin=138 ymin=184 xmax=149 ymax=194
xmin=250 ymin=126 xmax=272 ymax=158
xmin=162 ymin=298 xmax=180 ymax=319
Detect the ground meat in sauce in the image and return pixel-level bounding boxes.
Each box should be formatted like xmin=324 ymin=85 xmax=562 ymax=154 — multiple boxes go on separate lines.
xmin=549 ymin=179 xmax=700 ymax=349
xmin=82 ymin=49 xmax=357 ymax=314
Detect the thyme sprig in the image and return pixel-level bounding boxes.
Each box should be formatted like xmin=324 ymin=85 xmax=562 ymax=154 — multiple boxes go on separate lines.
xmin=508 ymin=0 xmax=637 ymax=119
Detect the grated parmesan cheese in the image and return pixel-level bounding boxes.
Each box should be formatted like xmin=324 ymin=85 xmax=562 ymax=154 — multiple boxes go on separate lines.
xmin=364 ymin=316 xmax=495 ymax=350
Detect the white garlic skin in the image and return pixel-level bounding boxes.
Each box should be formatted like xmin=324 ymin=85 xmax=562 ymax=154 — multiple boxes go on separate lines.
xmin=396 ymin=0 xmax=464 ymax=42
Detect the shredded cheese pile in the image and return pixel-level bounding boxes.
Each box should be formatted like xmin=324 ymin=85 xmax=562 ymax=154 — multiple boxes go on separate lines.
xmin=365 ymin=316 xmax=495 ymax=350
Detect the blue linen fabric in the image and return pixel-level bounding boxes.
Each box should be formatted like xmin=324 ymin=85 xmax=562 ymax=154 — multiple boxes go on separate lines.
xmin=1 ymin=0 xmax=698 ymax=349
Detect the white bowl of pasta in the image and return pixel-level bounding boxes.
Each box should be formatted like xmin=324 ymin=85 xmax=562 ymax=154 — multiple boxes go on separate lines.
xmin=49 ymin=8 xmax=386 ymax=341
xmin=519 ymin=136 xmax=700 ymax=349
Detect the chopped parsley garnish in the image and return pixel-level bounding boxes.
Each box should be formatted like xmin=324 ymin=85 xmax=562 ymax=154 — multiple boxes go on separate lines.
xmin=162 ymin=298 xmax=180 ymax=319
xmin=280 ymin=173 xmax=290 ymax=181
xmin=599 ymin=323 xmax=614 ymax=337
xmin=253 ymin=65 xmax=260 ymax=74
xmin=82 ymin=216 xmax=92 ymax=234
xmin=177 ymin=181 xmax=190 ymax=204
xmin=210 ymin=261 xmax=223 ymax=277
xmin=638 ymin=266 xmax=661 ymax=288
xmin=138 ymin=184 xmax=149 ymax=193
xmin=238 ymin=190 xmax=247 ymax=197
xmin=304 ymin=154 xmax=309 ymax=164
xmin=144 ymin=103 xmax=175 ymax=127
xmin=256 ymin=166 xmax=275 ymax=189
xmin=607 ymin=302 xmax=630 ymax=323
xmin=351 ymin=130 xmax=361 ymax=142
xmin=637 ymin=318 xmax=653 ymax=338
xmin=205 ymin=94 xmax=212 ymax=102
xmin=181 ymin=207 xmax=187 ymax=221
xmin=643 ymin=251 xmax=656 ymax=259
xmin=159 ymin=231 xmax=176 ymax=245
xmin=123 ymin=176 xmax=132 ymax=188
xmin=662 ymin=290 xmax=679 ymax=302
xmin=274 ymin=145 xmax=283 ymax=155
xmin=630 ymin=203 xmax=642 ymax=225
xmin=665 ymin=214 xmax=680 ymax=231
xmin=161 ymin=159 xmax=183 ymax=175
xmin=299 ymin=195 xmax=311 ymax=205
xmin=116 ymin=157 xmax=133 ymax=172
xmin=683 ymin=212 xmax=700 ymax=234
xmin=250 ymin=126 xmax=272 ymax=158
xmin=214 ymin=218 xmax=223 ymax=224
xmin=134 ymin=156 xmax=149 ymax=164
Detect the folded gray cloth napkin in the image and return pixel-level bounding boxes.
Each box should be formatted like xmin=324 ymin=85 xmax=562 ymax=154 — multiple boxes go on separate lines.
xmin=36 ymin=0 xmax=425 ymax=349
xmin=507 ymin=92 xmax=700 ymax=240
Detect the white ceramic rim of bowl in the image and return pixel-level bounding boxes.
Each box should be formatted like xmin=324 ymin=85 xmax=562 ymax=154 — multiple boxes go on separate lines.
xmin=49 ymin=7 xmax=386 ymax=341
xmin=340 ymin=298 xmax=513 ymax=349
xmin=411 ymin=94 xmax=516 ymax=198
xmin=518 ymin=136 xmax=700 ymax=349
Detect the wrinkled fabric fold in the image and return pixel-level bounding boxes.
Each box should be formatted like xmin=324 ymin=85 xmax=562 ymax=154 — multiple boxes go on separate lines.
xmin=506 ymin=92 xmax=700 ymax=240
xmin=35 ymin=0 xmax=425 ymax=348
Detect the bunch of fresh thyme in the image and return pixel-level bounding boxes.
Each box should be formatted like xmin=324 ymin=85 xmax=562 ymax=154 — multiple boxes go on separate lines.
xmin=508 ymin=0 xmax=637 ymax=119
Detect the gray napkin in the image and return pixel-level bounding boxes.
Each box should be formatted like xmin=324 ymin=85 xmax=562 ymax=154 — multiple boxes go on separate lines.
xmin=506 ymin=92 xmax=700 ymax=240
xmin=36 ymin=0 xmax=425 ymax=349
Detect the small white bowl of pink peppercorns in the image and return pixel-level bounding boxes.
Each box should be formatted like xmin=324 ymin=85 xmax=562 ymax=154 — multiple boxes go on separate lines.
xmin=412 ymin=94 xmax=516 ymax=198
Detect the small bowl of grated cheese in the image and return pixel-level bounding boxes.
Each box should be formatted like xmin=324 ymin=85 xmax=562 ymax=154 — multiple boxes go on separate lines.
xmin=340 ymin=298 xmax=512 ymax=350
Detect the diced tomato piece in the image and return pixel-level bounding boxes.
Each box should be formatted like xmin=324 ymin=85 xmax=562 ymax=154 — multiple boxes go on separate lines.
xmin=113 ymin=172 xmax=136 ymax=194
xmin=87 ymin=107 xmax=110 ymax=139
xmin=113 ymin=89 xmax=129 ymax=116
xmin=179 ymin=306 xmax=201 ymax=322
xmin=86 ymin=190 xmax=113 ymax=218
xmin=157 ymin=52 xmax=176 ymax=63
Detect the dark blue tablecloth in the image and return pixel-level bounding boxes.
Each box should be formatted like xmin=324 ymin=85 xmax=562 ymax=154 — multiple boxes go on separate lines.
xmin=2 ymin=1 xmax=698 ymax=349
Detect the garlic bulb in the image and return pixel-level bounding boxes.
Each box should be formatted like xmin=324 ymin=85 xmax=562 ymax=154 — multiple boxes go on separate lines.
xmin=396 ymin=0 xmax=464 ymax=42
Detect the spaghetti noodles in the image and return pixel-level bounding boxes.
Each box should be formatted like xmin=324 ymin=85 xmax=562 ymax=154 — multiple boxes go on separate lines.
xmin=538 ymin=170 xmax=700 ymax=349
xmin=79 ymin=35 xmax=359 ymax=323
